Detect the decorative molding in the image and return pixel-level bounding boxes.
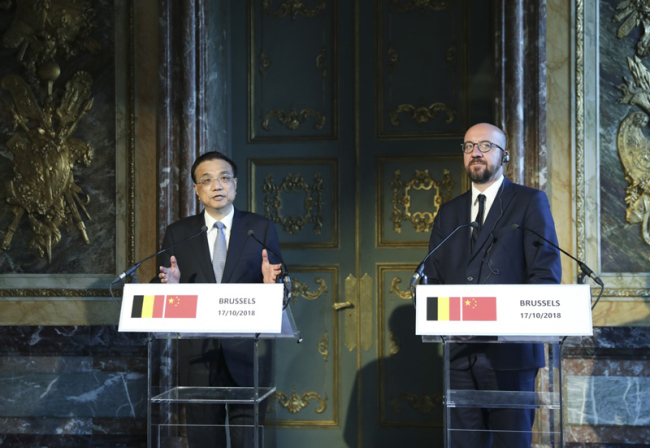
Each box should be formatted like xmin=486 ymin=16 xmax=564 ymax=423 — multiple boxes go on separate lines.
xmin=389 ymin=103 xmax=455 ymax=127
xmin=390 ymin=392 xmax=443 ymax=415
xmin=262 ymin=0 xmax=326 ymax=19
xmin=613 ymin=0 xmax=650 ymax=58
xmin=389 ymin=277 xmax=412 ymax=300
xmin=0 ymin=289 xmax=117 ymax=298
xmin=318 ymin=331 xmax=329 ymax=361
xmin=259 ymin=50 xmax=271 ymax=75
xmin=389 ymin=0 xmax=454 ymax=12
xmin=262 ymin=107 xmax=326 ymax=131
xmin=274 ymin=388 xmax=327 ymax=414
xmin=292 ymin=277 xmax=328 ymax=301
xmin=316 ymin=47 xmax=327 ymax=77
xmin=391 ymin=168 xmax=454 ymax=233
xmin=263 ymin=172 xmax=324 ymax=235
xmin=389 ymin=330 xmax=400 ymax=355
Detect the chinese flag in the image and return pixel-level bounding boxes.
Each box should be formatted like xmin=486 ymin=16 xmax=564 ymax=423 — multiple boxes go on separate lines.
xmin=164 ymin=295 xmax=198 ymax=318
xmin=427 ymin=297 xmax=461 ymax=321
xmin=131 ymin=295 xmax=165 ymax=318
xmin=462 ymin=296 xmax=497 ymax=321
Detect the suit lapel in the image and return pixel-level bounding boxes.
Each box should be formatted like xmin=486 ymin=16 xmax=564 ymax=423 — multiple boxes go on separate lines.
xmin=194 ymin=211 xmax=216 ymax=282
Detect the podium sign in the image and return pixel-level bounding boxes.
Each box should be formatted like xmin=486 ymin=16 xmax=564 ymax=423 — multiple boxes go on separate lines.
xmin=118 ymin=283 xmax=283 ymax=334
xmin=416 ymin=284 xmax=592 ymax=337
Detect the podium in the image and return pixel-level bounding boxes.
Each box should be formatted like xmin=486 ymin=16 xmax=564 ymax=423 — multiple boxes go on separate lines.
xmin=118 ymin=283 xmax=299 ymax=448
xmin=416 ymin=284 xmax=593 ymax=447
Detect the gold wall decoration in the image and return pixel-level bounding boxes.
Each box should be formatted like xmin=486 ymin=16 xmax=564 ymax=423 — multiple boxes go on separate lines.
xmin=317 ymin=331 xmax=329 ymax=361
xmin=389 ymin=0 xmax=454 ymax=12
xmin=262 ymin=0 xmax=327 ymax=20
xmin=390 ymin=392 xmax=442 ymax=415
xmin=274 ymin=388 xmax=327 ymax=414
xmin=261 ymin=107 xmax=326 ymax=131
xmin=263 ymin=172 xmax=324 ymax=235
xmin=389 ymin=102 xmax=455 ymax=127
xmin=387 ymin=44 xmax=399 ymax=72
xmin=1 ymin=0 xmax=96 ymax=262
xmin=292 ymin=277 xmax=327 ymax=301
xmin=616 ymin=56 xmax=650 ymax=246
xmin=316 ymin=47 xmax=327 ymax=77
xmin=389 ymin=330 xmax=400 ymax=356
xmin=259 ymin=50 xmax=271 ymax=75
xmin=389 ymin=277 xmax=412 ymax=300
xmin=391 ymin=168 xmax=454 ymax=233
xmin=613 ymin=0 xmax=650 ymax=57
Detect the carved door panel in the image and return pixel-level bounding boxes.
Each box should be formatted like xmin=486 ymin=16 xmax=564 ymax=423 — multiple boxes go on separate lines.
xmin=229 ymin=1 xmax=494 ymax=446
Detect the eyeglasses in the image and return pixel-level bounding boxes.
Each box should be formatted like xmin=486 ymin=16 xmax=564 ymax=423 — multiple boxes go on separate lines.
xmin=196 ymin=175 xmax=234 ymax=187
xmin=461 ymin=141 xmax=504 ymax=154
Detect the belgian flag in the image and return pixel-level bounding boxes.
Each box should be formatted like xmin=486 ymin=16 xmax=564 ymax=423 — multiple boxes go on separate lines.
xmin=427 ymin=296 xmax=461 ymax=321
xmin=131 ymin=295 xmax=165 ymax=318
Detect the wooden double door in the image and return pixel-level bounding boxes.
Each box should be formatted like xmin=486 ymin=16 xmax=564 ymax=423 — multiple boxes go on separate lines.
xmin=227 ymin=1 xmax=494 ymax=446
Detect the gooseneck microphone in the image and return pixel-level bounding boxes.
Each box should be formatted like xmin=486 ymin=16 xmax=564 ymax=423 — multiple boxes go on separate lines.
xmin=512 ymin=223 xmax=604 ymax=310
xmin=247 ymin=229 xmax=292 ymax=307
xmin=112 ymin=225 xmax=209 ymax=285
xmin=410 ymin=221 xmax=479 ymax=304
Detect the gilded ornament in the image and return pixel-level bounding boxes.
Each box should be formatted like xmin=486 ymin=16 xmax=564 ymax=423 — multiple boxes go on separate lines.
xmin=1 ymin=0 xmax=96 ymax=262
xmin=616 ymin=56 xmax=650 ymax=245
xmin=389 ymin=102 xmax=455 ymax=126
xmin=389 ymin=277 xmax=413 ymax=300
xmin=391 ymin=168 xmax=454 ymax=233
xmin=262 ymin=106 xmax=326 ymax=131
xmin=262 ymin=0 xmax=326 ymax=19
xmin=316 ymin=47 xmax=327 ymax=77
xmin=389 ymin=0 xmax=454 ymax=12
xmin=613 ymin=0 xmax=650 ymax=57
xmin=274 ymin=388 xmax=327 ymax=414
xmin=317 ymin=331 xmax=329 ymax=361
xmin=263 ymin=172 xmax=324 ymax=235
xmin=259 ymin=51 xmax=271 ymax=76
xmin=391 ymin=392 xmax=443 ymax=414
xmin=292 ymin=277 xmax=327 ymax=301
xmin=388 ymin=330 xmax=400 ymax=355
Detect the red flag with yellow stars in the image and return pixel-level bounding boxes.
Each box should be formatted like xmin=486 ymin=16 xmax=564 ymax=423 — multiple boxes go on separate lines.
xmin=462 ymin=296 xmax=497 ymax=321
xmin=164 ymin=295 xmax=198 ymax=318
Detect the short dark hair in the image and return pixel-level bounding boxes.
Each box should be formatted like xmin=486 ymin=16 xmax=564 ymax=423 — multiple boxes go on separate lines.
xmin=191 ymin=151 xmax=238 ymax=183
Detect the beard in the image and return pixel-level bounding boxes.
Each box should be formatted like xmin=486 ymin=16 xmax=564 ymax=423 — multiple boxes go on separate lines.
xmin=465 ymin=161 xmax=496 ymax=184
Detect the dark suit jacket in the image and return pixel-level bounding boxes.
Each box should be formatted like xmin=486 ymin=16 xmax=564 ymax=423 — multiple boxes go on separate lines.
xmin=157 ymin=208 xmax=282 ymax=386
xmin=423 ymin=177 xmax=562 ymax=370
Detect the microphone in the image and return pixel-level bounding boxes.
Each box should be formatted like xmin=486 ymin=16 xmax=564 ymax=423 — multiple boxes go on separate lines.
xmin=247 ymin=229 xmax=292 ymax=307
xmin=511 ymin=224 xmax=603 ymax=287
xmin=410 ymin=221 xmax=479 ymax=304
xmin=112 ymin=225 xmax=208 ymax=284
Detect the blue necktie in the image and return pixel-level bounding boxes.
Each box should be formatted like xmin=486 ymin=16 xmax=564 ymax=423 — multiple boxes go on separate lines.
xmin=212 ymin=221 xmax=227 ymax=283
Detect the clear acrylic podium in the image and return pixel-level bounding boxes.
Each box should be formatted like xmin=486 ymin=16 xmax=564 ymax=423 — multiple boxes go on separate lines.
xmin=415 ymin=284 xmax=593 ymax=448
xmin=422 ymin=335 xmax=564 ymax=447
xmin=146 ymin=308 xmax=300 ymax=448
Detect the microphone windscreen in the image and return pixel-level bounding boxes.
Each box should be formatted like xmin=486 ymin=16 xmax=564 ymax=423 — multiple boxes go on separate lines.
xmin=247 ymin=229 xmax=255 ymax=236
xmin=201 ymin=225 xmax=208 ymax=232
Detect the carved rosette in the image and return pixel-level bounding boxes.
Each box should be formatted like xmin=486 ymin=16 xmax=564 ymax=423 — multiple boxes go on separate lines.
xmin=391 ymin=392 xmax=443 ymax=415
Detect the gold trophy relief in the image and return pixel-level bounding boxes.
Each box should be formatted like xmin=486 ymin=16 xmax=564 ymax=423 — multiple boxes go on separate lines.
xmin=617 ymin=56 xmax=650 ymax=247
xmin=1 ymin=0 xmax=97 ymax=262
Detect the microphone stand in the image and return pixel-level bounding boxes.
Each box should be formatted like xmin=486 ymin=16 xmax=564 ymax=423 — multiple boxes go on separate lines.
xmin=512 ymin=224 xmax=604 ymax=311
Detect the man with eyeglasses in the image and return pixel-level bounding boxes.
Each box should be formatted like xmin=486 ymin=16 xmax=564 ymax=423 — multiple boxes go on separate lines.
xmin=423 ymin=123 xmax=561 ymax=447
xmin=156 ymin=151 xmax=283 ymax=447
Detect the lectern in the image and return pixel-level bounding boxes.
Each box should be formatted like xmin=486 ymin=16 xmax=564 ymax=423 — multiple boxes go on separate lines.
xmin=119 ymin=283 xmax=299 ymax=448
xmin=416 ymin=284 xmax=592 ymax=447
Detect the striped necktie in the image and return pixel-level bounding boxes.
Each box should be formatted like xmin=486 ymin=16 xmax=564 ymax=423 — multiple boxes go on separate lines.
xmin=212 ymin=221 xmax=227 ymax=283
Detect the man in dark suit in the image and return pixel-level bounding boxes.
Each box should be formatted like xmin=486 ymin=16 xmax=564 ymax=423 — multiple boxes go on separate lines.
xmin=157 ymin=151 xmax=283 ymax=447
xmin=423 ymin=123 xmax=562 ymax=447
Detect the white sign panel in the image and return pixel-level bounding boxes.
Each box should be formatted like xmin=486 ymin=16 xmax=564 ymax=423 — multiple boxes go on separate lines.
xmin=415 ymin=284 xmax=593 ymax=337
xmin=118 ymin=283 xmax=283 ymax=334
